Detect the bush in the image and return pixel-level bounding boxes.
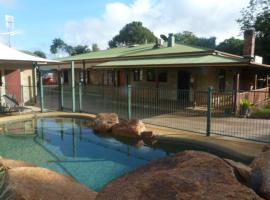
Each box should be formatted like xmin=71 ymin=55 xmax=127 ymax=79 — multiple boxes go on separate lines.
xmin=250 ymin=105 xmax=270 ymax=119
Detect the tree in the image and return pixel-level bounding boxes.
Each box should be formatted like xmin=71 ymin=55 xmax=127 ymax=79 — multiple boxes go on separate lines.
xmin=238 ymin=0 xmax=270 ymax=63
xmin=108 ymin=21 xmax=156 ymax=48
xmin=70 ymin=45 xmax=90 ymax=56
xmin=174 ymin=31 xmax=216 ymax=49
xmin=92 ymin=43 xmax=100 ymax=52
xmin=160 ymin=34 xmax=168 ymax=42
xmin=237 ymin=0 xmax=270 ymax=31
xmin=33 ymin=50 xmax=46 ymax=58
xmin=50 ymin=38 xmax=66 ymax=54
xmin=50 ymin=38 xmax=91 ymax=56
xmin=216 ymin=37 xmax=244 ymax=55
xmin=254 ymin=10 xmax=270 ymax=63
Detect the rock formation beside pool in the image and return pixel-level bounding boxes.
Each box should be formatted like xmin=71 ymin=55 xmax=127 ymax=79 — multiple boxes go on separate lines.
xmin=93 ymin=113 xmax=155 ymax=140
xmin=97 ymin=151 xmax=263 ymax=200
xmin=0 ymin=158 xmax=97 ymax=200
xmin=93 ymin=113 xmax=119 ymax=133
xmin=112 ymin=119 xmax=146 ymax=139
xmin=250 ymin=145 xmax=270 ymax=200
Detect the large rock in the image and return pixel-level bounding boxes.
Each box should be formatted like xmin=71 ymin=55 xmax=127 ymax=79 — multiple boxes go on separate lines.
xmin=97 ymin=151 xmax=262 ymax=200
xmin=250 ymin=148 xmax=270 ymax=199
xmin=112 ymin=119 xmax=146 ymax=139
xmin=93 ymin=113 xmax=119 ymax=133
xmin=7 ymin=167 xmax=97 ymax=200
xmin=0 ymin=158 xmax=36 ymax=169
xmin=224 ymin=158 xmax=251 ymax=184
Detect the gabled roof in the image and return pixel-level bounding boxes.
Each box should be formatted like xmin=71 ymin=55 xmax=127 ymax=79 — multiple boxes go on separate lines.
xmin=0 ymin=43 xmax=58 ymax=65
xmin=58 ymin=43 xmax=210 ymax=62
xmin=57 ymin=42 xmax=270 ymax=69
xmin=94 ymin=54 xmax=248 ymax=69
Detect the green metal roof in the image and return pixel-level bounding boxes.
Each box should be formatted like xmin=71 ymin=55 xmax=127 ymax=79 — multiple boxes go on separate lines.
xmin=58 ymin=43 xmax=209 ymax=61
xmin=94 ymin=55 xmax=246 ymax=68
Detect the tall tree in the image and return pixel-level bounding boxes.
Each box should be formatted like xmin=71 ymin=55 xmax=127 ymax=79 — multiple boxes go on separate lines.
xmin=70 ymin=45 xmax=91 ymax=56
xmin=238 ymin=0 xmax=270 ymax=63
xmin=108 ymin=21 xmax=156 ymax=48
xmin=92 ymin=43 xmax=100 ymax=52
xmin=237 ymin=0 xmax=270 ymax=31
xmin=33 ymin=50 xmax=46 ymax=58
xmin=174 ymin=31 xmax=216 ymax=49
xmin=216 ymin=37 xmax=244 ymax=55
xmin=50 ymin=38 xmax=91 ymax=56
xmin=50 ymin=38 xmax=66 ymax=54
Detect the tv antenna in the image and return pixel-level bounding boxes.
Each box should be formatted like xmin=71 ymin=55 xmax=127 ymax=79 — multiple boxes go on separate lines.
xmin=0 ymin=15 xmax=19 ymax=47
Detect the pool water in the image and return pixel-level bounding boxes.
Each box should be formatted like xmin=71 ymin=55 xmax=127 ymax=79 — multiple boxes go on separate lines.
xmin=0 ymin=117 xmax=243 ymax=191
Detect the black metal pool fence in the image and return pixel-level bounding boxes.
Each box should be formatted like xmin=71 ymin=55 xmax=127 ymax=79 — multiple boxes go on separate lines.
xmin=38 ymin=84 xmax=270 ymax=144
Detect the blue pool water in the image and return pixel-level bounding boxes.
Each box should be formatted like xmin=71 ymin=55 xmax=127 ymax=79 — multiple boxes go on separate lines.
xmin=0 ymin=117 xmax=244 ymax=191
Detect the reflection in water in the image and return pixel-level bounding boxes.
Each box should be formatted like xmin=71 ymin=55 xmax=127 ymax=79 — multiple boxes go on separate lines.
xmin=0 ymin=117 xmax=246 ymax=192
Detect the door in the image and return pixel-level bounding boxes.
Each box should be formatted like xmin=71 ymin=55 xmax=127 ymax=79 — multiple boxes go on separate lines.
xmin=118 ymin=70 xmax=126 ymax=86
xmin=5 ymin=69 xmax=21 ymax=103
xmin=177 ymin=70 xmax=190 ymax=101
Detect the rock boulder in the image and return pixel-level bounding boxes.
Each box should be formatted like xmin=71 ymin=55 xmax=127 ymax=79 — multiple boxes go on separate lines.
xmin=93 ymin=113 xmax=119 ymax=133
xmin=7 ymin=167 xmax=97 ymax=200
xmin=112 ymin=119 xmax=146 ymax=139
xmin=0 ymin=158 xmax=36 ymax=169
xmin=97 ymin=151 xmax=262 ymax=200
xmin=250 ymin=148 xmax=270 ymax=199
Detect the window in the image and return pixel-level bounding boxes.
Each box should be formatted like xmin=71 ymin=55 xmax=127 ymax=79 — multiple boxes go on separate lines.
xmin=158 ymin=71 xmax=167 ymax=82
xmin=147 ymin=70 xmax=156 ymax=82
xmin=219 ymin=70 xmax=226 ymax=91
xmin=133 ymin=69 xmax=143 ymax=81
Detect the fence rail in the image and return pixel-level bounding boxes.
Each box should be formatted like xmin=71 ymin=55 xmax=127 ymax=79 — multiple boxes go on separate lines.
xmin=39 ymin=84 xmax=270 ymax=144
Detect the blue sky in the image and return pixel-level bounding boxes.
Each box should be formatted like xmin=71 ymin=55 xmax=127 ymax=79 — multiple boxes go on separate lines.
xmin=0 ymin=0 xmax=132 ymax=52
xmin=0 ymin=0 xmax=249 ymax=57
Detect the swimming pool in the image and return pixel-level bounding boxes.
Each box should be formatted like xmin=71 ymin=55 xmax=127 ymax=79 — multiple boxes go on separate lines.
xmin=0 ymin=117 xmax=245 ymax=191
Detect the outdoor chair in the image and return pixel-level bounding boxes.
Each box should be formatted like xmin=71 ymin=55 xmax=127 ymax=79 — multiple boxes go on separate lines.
xmin=1 ymin=95 xmax=33 ymax=113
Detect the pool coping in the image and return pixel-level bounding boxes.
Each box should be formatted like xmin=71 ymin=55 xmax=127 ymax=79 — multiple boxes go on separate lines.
xmin=0 ymin=111 xmax=264 ymax=162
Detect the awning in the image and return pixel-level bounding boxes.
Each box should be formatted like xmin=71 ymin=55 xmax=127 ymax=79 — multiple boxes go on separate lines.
xmin=93 ymin=55 xmax=247 ymax=69
xmin=0 ymin=43 xmax=59 ymax=65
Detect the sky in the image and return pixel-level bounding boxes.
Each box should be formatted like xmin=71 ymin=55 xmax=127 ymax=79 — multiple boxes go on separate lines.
xmin=0 ymin=0 xmax=250 ymax=57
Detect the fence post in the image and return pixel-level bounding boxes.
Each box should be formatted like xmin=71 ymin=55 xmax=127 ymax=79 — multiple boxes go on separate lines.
xmin=39 ymin=70 xmax=44 ymax=113
xmin=79 ymin=82 xmax=82 ymax=112
xmin=127 ymin=85 xmax=132 ymax=120
xmin=206 ymin=86 xmax=213 ymax=136
xmin=71 ymin=61 xmax=76 ymax=113
xmin=20 ymin=86 xmax=24 ymax=106
xmin=60 ymin=76 xmax=64 ymax=111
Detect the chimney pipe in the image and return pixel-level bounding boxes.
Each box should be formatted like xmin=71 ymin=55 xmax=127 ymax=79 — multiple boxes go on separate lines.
xmin=168 ymin=33 xmax=175 ymax=47
xmin=243 ymin=29 xmax=255 ymax=59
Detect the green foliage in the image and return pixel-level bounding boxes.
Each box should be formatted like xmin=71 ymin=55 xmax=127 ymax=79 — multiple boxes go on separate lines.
xmin=174 ymin=31 xmax=216 ymax=49
xmin=108 ymin=21 xmax=156 ymax=48
xmin=160 ymin=34 xmax=168 ymax=42
xmin=92 ymin=43 xmax=100 ymax=52
xmin=216 ymin=37 xmax=244 ymax=55
xmin=69 ymin=45 xmax=91 ymax=56
xmin=237 ymin=0 xmax=270 ymax=31
xmin=33 ymin=50 xmax=46 ymax=58
xmin=238 ymin=0 xmax=270 ymax=63
xmin=50 ymin=38 xmax=91 ymax=56
xmin=50 ymin=38 xmax=66 ymax=54
xmin=240 ymin=99 xmax=251 ymax=109
xmin=251 ymin=105 xmax=270 ymax=118
xmin=254 ymin=10 xmax=270 ymax=63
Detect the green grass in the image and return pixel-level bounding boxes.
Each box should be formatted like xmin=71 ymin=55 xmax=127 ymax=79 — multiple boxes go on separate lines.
xmin=251 ymin=105 xmax=270 ymax=119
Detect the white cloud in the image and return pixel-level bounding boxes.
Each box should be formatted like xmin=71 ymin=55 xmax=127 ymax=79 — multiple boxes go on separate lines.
xmin=63 ymin=0 xmax=250 ymax=49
